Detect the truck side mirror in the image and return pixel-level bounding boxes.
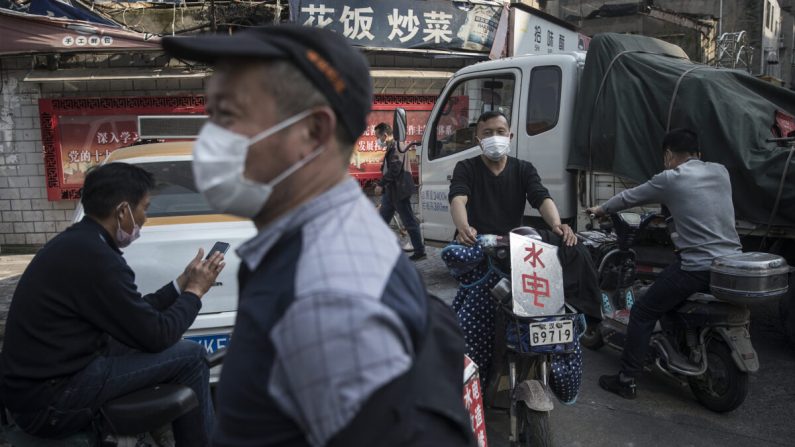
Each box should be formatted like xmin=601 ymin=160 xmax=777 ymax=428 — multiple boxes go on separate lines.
xmin=393 ymin=108 xmax=407 ymax=143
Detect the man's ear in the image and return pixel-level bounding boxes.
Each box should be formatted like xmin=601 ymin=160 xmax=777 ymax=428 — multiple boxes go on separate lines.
xmin=306 ymin=107 xmax=336 ymax=150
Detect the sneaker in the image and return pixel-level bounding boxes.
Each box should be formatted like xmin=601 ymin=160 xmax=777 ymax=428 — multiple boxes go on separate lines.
xmin=409 ymin=252 xmax=427 ymax=261
xmin=599 ymin=373 xmax=637 ymax=399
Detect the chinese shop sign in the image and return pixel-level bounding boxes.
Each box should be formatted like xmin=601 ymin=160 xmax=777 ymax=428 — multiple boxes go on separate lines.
xmin=292 ymin=0 xmax=504 ymax=52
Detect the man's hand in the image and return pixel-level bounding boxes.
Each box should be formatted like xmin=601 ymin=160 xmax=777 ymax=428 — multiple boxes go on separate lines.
xmin=585 ymin=206 xmax=606 ymax=218
xmin=373 ymin=185 xmax=383 ymax=196
xmin=180 ymin=249 xmax=226 ymax=298
xmin=552 ymin=223 xmax=577 ymax=246
xmin=456 ymin=225 xmax=478 ymax=246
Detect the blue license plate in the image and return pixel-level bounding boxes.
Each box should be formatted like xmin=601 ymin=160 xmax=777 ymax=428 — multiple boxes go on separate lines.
xmin=185 ymin=333 xmax=231 ymax=354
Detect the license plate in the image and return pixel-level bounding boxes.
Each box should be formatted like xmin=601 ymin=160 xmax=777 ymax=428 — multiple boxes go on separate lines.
xmin=185 ymin=333 xmax=231 ymax=354
xmin=529 ymin=320 xmax=574 ymax=346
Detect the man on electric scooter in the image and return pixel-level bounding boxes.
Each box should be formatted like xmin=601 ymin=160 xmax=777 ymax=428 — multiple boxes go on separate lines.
xmin=587 ymin=128 xmax=742 ymax=399
xmin=448 ymin=110 xmax=601 ymax=382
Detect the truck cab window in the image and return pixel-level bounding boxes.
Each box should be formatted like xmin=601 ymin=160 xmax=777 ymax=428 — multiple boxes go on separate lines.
xmin=429 ymin=74 xmax=516 ymax=160
xmin=526 ymin=66 xmax=561 ymax=136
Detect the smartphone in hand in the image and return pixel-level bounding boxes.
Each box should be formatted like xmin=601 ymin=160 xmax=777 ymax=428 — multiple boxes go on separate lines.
xmin=206 ymin=241 xmax=230 ymax=260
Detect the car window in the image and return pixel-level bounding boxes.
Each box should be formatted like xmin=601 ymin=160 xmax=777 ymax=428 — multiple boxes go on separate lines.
xmin=428 ymin=74 xmax=516 ymax=160
xmin=136 ymin=161 xmax=216 ymax=217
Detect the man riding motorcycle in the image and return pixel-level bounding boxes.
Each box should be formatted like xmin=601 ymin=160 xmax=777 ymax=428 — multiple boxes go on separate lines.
xmin=587 ymin=128 xmax=742 ymax=399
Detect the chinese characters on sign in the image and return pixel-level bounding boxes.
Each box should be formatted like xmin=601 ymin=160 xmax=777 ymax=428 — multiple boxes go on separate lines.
xmin=295 ymin=0 xmax=503 ymax=52
xmin=463 ymin=355 xmax=488 ymax=447
xmin=510 ymin=233 xmax=565 ymax=317
xmin=511 ymin=7 xmax=584 ymax=56
xmin=39 ymin=96 xmax=207 ymax=201
xmin=350 ymin=108 xmax=429 ymax=184
xmin=57 ymin=115 xmax=140 ymax=185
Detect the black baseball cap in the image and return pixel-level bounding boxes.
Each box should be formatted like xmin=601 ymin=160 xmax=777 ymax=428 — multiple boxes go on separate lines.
xmin=162 ymin=24 xmax=373 ymax=142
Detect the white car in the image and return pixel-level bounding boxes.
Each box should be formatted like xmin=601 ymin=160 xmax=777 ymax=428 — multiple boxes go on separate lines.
xmin=72 ymin=142 xmax=257 ymax=378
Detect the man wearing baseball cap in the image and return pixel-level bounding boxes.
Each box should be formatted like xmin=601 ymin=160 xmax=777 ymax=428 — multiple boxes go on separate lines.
xmin=162 ymin=25 xmax=474 ymax=446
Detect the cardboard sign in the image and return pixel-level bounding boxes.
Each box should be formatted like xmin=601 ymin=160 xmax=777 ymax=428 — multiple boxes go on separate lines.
xmin=463 ymin=355 xmax=488 ymax=447
xmin=509 ymin=233 xmax=564 ymax=317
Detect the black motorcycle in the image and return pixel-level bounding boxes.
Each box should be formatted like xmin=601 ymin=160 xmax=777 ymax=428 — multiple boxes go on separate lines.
xmin=577 ymin=212 xmax=789 ymax=412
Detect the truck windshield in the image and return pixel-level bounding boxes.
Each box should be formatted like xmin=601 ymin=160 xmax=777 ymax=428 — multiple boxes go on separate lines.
xmin=428 ymin=74 xmax=515 ymax=160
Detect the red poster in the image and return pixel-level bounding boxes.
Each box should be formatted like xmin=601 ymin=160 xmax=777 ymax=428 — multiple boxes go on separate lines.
xmin=351 ymin=95 xmax=436 ymax=185
xmin=39 ymin=96 xmax=206 ymax=201
xmin=463 ymin=355 xmax=489 ymax=447
xmin=39 ymin=94 xmax=436 ymax=200
xmin=58 ymin=115 xmax=140 ymax=185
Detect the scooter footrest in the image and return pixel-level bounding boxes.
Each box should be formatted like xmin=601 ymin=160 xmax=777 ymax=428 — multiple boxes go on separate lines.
xmin=652 ymin=337 xmax=701 ymax=374
xmin=101 ymin=384 xmax=198 ymax=436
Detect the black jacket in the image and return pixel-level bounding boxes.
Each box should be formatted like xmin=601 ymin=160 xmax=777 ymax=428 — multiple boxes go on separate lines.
xmin=0 ymin=217 xmax=201 ymax=412
xmin=379 ymin=140 xmax=414 ymax=200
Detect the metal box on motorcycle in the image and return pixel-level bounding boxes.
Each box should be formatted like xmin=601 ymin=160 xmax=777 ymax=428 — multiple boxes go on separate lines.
xmin=710 ymin=252 xmax=790 ymax=304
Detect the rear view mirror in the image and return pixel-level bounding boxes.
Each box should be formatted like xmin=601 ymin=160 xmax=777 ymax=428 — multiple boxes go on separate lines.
xmin=393 ymin=108 xmax=407 ymax=142
xmin=483 ymin=80 xmax=504 ymax=89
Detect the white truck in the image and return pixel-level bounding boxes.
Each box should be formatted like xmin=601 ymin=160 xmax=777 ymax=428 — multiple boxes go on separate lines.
xmin=409 ymin=32 xmax=795 ymax=343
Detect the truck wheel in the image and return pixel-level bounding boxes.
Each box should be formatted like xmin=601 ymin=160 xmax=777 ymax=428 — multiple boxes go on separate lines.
xmin=516 ymin=404 xmax=552 ymax=447
xmin=580 ymin=318 xmax=604 ymax=350
xmin=687 ymin=340 xmax=748 ymax=413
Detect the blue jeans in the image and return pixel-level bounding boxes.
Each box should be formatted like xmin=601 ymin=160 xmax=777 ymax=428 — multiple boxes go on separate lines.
xmin=379 ymin=188 xmax=425 ymax=255
xmin=14 ymin=339 xmax=213 ymax=446
xmin=620 ymin=261 xmax=710 ymax=377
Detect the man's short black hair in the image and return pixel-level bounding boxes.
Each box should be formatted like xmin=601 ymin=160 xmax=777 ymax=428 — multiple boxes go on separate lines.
xmin=82 ymin=163 xmax=155 ymax=219
xmin=477 ymin=110 xmax=509 ymax=125
xmin=374 ymin=122 xmax=392 ymax=136
xmin=662 ymin=128 xmax=699 ymax=154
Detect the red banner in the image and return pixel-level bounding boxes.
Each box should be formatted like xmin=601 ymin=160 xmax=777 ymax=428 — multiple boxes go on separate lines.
xmin=39 ymin=94 xmax=437 ymax=200
xmin=39 ymin=96 xmax=206 ymax=201
xmin=463 ymin=355 xmax=488 ymax=447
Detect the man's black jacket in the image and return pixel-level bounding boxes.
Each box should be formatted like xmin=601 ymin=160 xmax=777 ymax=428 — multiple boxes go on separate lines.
xmin=0 ymin=217 xmax=201 ymax=412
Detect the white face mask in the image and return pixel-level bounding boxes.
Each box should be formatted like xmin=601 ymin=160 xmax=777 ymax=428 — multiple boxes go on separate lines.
xmin=116 ymin=203 xmax=140 ymax=248
xmin=192 ymin=110 xmax=324 ymax=218
xmin=480 ymin=135 xmax=511 ymax=161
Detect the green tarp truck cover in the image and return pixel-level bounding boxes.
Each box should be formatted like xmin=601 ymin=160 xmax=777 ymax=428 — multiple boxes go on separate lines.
xmin=568 ymin=33 xmax=795 ymax=227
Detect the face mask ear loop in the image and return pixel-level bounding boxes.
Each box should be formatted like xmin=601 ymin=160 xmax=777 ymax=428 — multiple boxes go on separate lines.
xmin=259 ymin=145 xmax=326 ymax=188
xmin=248 ymin=109 xmax=314 ymax=146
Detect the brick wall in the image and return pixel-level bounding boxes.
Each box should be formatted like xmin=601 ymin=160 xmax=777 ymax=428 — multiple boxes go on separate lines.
xmin=0 ymin=55 xmax=206 ymax=252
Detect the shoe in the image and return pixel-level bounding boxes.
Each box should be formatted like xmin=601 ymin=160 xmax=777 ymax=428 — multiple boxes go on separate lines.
xmin=409 ymin=252 xmax=427 ymax=261
xmin=599 ymin=373 xmax=637 ymax=399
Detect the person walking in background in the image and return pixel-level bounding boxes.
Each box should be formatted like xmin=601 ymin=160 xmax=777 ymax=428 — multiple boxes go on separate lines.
xmin=373 ymin=122 xmax=427 ymax=261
